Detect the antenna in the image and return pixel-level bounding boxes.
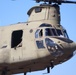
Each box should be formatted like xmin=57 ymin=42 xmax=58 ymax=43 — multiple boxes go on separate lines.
xmin=34 ymin=0 xmax=76 ymax=4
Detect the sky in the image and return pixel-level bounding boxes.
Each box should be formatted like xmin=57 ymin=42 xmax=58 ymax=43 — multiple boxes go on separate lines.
xmin=0 ymin=0 xmax=76 ymax=75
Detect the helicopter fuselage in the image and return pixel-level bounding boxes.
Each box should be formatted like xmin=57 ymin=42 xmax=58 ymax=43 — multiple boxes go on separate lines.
xmin=0 ymin=4 xmax=76 ymax=75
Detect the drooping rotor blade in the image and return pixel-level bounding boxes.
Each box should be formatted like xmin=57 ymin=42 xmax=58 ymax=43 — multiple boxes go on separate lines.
xmin=60 ymin=1 xmax=76 ymax=4
xmin=34 ymin=0 xmax=65 ymax=3
xmin=34 ymin=0 xmax=76 ymax=4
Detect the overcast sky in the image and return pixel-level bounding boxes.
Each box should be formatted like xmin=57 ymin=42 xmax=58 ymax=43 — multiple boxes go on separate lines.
xmin=0 ymin=0 xmax=76 ymax=75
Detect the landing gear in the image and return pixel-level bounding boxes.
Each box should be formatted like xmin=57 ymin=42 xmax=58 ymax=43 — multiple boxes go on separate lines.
xmin=45 ymin=61 xmax=54 ymax=74
xmin=47 ymin=67 xmax=50 ymax=73
xmin=51 ymin=62 xmax=54 ymax=69
xmin=1 ymin=67 xmax=7 ymax=75
xmin=24 ymin=72 xmax=26 ymax=75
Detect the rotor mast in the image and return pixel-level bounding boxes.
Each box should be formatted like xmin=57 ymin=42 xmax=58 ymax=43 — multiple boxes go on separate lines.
xmin=28 ymin=0 xmax=76 ymax=27
xmin=28 ymin=2 xmax=61 ymax=27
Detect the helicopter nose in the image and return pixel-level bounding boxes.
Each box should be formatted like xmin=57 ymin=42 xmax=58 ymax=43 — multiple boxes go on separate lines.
xmin=59 ymin=41 xmax=76 ymax=57
xmin=70 ymin=42 xmax=76 ymax=55
xmin=70 ymin=42 xmax=76 ymax=50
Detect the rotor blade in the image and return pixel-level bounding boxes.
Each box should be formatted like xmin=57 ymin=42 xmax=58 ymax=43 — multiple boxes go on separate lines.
xmin=34 ymin=0 xmax=76 ymax=4
xmin=59 ymin=1 xmax=76 ymax=4
xmin=34 ymin=0 xmax=40 ymax=3
xmin=34 ymin=0 xmax=66 ymax=3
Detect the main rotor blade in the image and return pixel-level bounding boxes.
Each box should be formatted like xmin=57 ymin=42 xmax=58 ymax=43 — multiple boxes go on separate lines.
xmin=59 ymin=1 xmax=76 ymax=4
xmin=34 ymin=0 xmax=76 ymax=4
xmin=34 ymin=0 xmax=65 ymax=3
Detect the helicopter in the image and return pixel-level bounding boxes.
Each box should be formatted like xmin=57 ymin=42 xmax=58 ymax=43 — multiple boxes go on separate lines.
xmin=0 ymin=0 xmax=76 ymax=75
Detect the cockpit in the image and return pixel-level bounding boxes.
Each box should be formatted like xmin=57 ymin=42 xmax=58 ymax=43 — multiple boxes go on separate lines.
xmin=35 ymin=23 xmax=69 ymax=57
xmin=35 ymin=23 xmax=69 ymax=38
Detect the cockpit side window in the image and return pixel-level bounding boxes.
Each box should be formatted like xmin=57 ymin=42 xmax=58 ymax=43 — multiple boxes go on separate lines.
xmin=39 ymin=29 xmax=43 ymax=37
xmin=35 ymin=29 xmax=43 ymax=38
xmin=35 ymin=29 xmax=40 ymax=38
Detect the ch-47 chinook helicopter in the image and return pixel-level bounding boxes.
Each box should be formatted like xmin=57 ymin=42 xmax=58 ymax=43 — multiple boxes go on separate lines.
xmin=0 ymin=0 xmax=76 ymax=75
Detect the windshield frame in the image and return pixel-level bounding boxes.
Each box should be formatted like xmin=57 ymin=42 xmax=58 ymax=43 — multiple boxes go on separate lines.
xmin=35 ymin=27 xmax=69 ymax=39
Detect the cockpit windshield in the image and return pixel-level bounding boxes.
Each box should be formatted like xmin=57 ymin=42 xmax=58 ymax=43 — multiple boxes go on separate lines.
xmin=45 ymin=28 xmax=58 ymax=36
xmin=56 ymin=29 xmax=63 ymax=37
xmin=45 ymin=28 xmax=69 ymax=38
xmin=51 ymin=29 xmax=57 ymax=36
xmin=63 ymin=30 xmax=69 ymax=38
xmin=45 ymin=28 xmax=52 ymax=36
xmin=45 ymin=28 xmax=64 ymax=37
xmin=35 ymin=27 xmax=69 ymax=39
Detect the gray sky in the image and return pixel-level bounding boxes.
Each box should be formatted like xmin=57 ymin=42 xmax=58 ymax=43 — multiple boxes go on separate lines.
xmin=0 ymin=0 xmax=76 ymax=75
